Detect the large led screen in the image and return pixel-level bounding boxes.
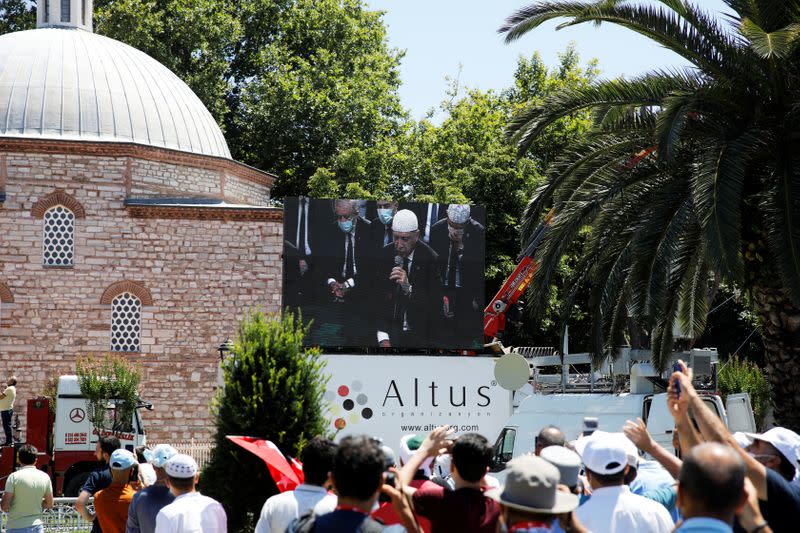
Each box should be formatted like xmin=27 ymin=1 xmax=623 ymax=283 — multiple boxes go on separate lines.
xmin=283 ymin=198 xmax=486 ymax=350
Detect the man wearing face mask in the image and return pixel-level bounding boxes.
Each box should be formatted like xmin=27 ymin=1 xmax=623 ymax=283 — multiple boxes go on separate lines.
xmin=318 ymin=199 xmax=372 ymax=345
xmin=375 ymin=209 xmax=441 ymax=348
xmin=429 ymin=204 xmax=485 ymax=348
xmin=371 ymin=200 xmax=399 ymax=249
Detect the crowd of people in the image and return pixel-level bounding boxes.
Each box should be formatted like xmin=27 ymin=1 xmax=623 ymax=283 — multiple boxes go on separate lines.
xmin=283 ymin=198 xmax=486 ymax=348
xmin=252 ymin=360 xmax=800 ymax=533
xmin=0 ymin=435 xmax=226 ymax=533
xmin=3 ymin=360 xmax=799 ymax=532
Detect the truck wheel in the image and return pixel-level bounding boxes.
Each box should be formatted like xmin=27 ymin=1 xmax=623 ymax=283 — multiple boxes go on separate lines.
xmin=64 ymin=471 xmax=91 ymax=497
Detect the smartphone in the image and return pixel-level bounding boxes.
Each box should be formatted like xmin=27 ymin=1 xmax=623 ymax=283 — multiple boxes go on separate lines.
xmin=672 ymin=363 xmax=682 ymax=398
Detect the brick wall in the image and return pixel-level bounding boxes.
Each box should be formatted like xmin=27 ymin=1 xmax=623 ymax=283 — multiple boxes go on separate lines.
xmin=0 ymin=151 xmax=282 ymax=441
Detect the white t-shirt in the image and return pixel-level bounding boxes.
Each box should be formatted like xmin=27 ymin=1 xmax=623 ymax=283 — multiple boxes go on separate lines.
xmin=575 ymin=485 xmax=674 ymax=533
xmin=254 ymin=484 xmax=336 ymax=533
xmin=154 ymin=491 xmax=227 ymax=533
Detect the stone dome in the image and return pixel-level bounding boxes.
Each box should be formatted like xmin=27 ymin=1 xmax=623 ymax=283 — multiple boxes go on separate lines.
xmin=0 ymin=27 xmax=231 ymax=159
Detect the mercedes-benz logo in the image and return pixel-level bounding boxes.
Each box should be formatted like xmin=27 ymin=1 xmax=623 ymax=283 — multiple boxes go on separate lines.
xmin=69 ymin=408 xmax=85 ymax=423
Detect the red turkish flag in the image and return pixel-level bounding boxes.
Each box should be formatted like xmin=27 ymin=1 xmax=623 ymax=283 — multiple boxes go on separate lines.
xmin=226 ymin=436 xmax=304 ymax=492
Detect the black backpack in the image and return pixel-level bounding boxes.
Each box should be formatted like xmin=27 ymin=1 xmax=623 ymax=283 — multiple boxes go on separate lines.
xmin=289 ymin=511 xmax=388 ymax=533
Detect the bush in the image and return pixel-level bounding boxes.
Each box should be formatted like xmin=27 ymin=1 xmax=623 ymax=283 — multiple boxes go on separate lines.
xmin=75 ymin=354 xmax=141 ymax=432
xmin=200 ymin=310 xmax=329 ymax=532
xmin=718 ymin=355 xmax=771 ymax=430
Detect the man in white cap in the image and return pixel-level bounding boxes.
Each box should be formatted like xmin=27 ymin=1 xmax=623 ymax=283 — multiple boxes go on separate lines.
xmin=486 ymin=455 xmax=585 ymax=533
xmin=741 ymin=427 xmax=800 ymax=483
xmin=376 ymin=208 xmax=441 ymax=348
xmin=94 ymin=448 xmax=138 ymax=533
xmin=155 ymin=454 xmax=227 ymax=533
xmin=429 ymin=204 xmax=485 ymax=348
xmin=575 ymin=434 xmax=673 ymax=533
xmin=127 ymin=444 xmax=178 ymax=533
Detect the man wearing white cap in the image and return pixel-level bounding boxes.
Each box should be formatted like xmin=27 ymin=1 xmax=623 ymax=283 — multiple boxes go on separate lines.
xmin=376 ymin=208 xmax=441 ymax=348
xmin=127 ymin=444 xmax=178 ymax=533
xmin=575 ymin=434 xmax=673 ymax=533
xmin=155 ymin=454 xmax=227 ymax=533
xmin=741 ymin=427 xmax=800 ymax=483
xmin=429 ymin=204 xmax=485 ymax=347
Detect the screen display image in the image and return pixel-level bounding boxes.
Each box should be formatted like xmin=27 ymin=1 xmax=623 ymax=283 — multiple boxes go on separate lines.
xmin=283 ymin=198 xmax=486 ymax=350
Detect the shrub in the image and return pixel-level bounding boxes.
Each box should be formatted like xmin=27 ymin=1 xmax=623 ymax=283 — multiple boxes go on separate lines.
xmin=718 ymin=355 xmax=771 ymax=430
xmin=200 ymin=310 xmax=329 ymax=531
xmin=75 ymin=354 xmax=141 ymax=432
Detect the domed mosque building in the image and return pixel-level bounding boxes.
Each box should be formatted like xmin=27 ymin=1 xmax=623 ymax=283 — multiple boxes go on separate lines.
xmin=0 ymin=1 xmax=282 ymax=440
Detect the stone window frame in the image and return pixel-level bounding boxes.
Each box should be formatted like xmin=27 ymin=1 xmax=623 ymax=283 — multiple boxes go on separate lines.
xmin=31 ymin=190 xmax=86 ymax=269
xmin=101 ymin=281 xmax=153 ymax=354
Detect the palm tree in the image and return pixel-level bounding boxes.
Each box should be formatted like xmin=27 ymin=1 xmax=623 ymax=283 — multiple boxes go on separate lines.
xmin=499 ymin=0 xmax=800 ymax=428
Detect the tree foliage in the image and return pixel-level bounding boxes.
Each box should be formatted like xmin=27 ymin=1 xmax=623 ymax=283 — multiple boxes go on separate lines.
xmin=75 ymin=354 xmax=141 ymax=432
xmin=308 ymin=49 xmax=598 ymax=348
xmin=718 ymin=355 xmax=770 ymax=430
xmin=200 ymin=311 xmax=328 ymax=532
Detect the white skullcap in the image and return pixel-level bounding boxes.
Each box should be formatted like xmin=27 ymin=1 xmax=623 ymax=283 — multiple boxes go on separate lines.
xmin=447 ymin=204 xmax=471 ymax=224
xmin=164 ymin=454 xmax=198 ymax=479
xmin=392 ymin=209 xmax=418 ymax=232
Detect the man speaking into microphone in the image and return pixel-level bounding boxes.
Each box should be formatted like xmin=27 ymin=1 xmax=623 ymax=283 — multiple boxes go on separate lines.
xmin=375 ymin=208 xmax=441 ymax=348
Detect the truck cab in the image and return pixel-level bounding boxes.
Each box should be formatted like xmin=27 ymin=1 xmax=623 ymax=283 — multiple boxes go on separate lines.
xmin=0 ymin=375 xmax=148 ymax=496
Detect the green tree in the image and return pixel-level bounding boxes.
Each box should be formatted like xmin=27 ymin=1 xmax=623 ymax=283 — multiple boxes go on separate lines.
xmin=75 ymin=354 xmax=141 ymax=432
xmin=200 ymin=311 xmax=328 ymax=531
xmin=500 ymin=1 xmax=800 ymax=427
xmin=0 ymin=0 xmax=34 ymax=34
xmin=307 ymin=49 xmax=597 ymax=347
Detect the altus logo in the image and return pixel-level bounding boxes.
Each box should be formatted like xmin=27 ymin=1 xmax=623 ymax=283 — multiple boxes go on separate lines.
xmin=326 ymin=380 xmax=374 ymax=431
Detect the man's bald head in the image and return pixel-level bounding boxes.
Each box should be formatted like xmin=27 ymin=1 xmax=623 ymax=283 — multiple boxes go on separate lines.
xmin=678 ymin=442 xmax=746 ymax=522
xmin=535 ymin=426 xmax=565 ymax=455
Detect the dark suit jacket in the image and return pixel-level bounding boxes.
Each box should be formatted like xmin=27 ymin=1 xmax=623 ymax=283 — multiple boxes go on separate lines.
xmin=370 ymin=217 xmax=395 ymax=250
xmin=375 ymin=240 xmax=441 ymax=348
xmin=283 ymin=197 xmax=331 ymax=258
xmin=429 ymin=218 xmax=485 ymax=347
xmin=315 ymin=217 xmax=373 ymax=301
xmin=402 ymin=202 xmax=446 ymax=243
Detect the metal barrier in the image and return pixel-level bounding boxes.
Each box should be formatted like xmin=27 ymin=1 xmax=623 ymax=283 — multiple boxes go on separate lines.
xmin=1 ymin=497 xmax=93 ymax=532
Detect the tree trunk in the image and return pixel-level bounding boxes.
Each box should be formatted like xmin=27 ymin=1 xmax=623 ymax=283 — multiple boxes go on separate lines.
xmin=751 ymin=285 xmax=800 ymax=431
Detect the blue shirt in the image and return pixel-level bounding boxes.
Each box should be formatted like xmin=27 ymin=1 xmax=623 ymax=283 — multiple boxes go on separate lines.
xmin=630 ymin=461 xmax=675 ymax=495
xmin=126 ymin=484 xmax=175 ymax=533
xmin=676 ymin=517 xmax=732 ymax=532
xmin=762 ymin=468 xmax=800 ymax=533
xmin=81 ymin=467 xmax=112 ymax=533
xmin=644 ymin=485 xmax=680 ymax=523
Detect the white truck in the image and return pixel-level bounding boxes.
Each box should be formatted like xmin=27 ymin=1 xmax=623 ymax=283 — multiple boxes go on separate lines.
xmin=489 ymin=349 xmax=757 ymax=471
xmin=0 ymin=375 xmax=148 ymax=496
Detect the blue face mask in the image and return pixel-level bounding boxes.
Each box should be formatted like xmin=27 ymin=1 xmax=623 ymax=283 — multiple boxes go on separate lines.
xmin=377 ymin=208 xmax=394 ymax=225
xmin=338 ymin=219 xmax=354 ymax=233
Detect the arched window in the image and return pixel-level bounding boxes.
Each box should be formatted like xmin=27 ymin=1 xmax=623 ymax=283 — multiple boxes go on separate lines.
xmin=43 ymin=205 xmax=75 ymax=267
xmin=111 ymin=292 xmax=142 ymax=353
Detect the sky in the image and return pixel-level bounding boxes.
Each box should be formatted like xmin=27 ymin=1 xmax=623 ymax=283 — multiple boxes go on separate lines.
xmin=365 ymin=0 xmax=733 ymax=121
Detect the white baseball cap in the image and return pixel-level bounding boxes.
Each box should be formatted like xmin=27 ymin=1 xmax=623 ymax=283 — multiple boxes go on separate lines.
xmin=745 ymin=427 xmax=800 ymax=471
xmin=147 ymin=444 xmax=178 ymax=468
xmin=578 ymin=433 xmax=629 ymax=475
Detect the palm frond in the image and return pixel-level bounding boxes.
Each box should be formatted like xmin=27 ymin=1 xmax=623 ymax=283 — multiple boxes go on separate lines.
xmin=740 ymin=18 xmax=800 ymax=58
xmin=763 ymin=152 xmax=800 ymax=304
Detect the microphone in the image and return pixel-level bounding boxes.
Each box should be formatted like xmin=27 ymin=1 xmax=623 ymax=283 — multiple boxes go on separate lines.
xmin=394 ymin=255 xmax=403 ymax=268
